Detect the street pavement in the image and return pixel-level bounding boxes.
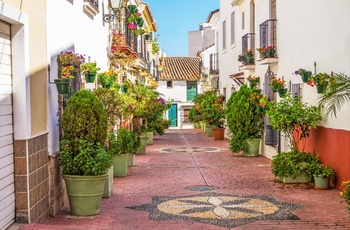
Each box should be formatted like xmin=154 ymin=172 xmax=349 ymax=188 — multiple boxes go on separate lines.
xmin=12 ymin=129 xmax=350 ymax=230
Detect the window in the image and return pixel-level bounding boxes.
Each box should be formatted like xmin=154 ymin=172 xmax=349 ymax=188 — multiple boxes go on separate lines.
xmin=167 ymin=81 xmax=173 ymax=88
xmin=186 ymin=81 xmax=197 ymax=101
xmin=231 ymin=12 xmax=235 ymax=44
xmin=242 ymin=12 xmax=245 ymax=30
xmin=222 ymin=20 xmax=226 ymax=50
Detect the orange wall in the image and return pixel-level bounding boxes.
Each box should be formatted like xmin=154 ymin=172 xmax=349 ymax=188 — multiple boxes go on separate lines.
xmin=304 ymin=126 xmax=350 ymax=190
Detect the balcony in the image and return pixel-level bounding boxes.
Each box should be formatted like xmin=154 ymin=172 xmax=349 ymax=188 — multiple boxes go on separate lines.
xmin=209 ymin=53 xmax=219 ymax=75
xmin=257 ymin=19 xmax=278 ymax=64
xmin=239 ymin=33 xmax=255 ymax=70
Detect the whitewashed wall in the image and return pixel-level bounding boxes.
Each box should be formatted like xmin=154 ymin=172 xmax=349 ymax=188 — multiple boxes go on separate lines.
xmin=46 ymin=0 xmax=110 ymax=154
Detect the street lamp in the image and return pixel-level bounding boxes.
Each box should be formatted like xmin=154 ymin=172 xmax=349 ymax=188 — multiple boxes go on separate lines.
xmin=103 ymin=0 xmax=124 ymax=23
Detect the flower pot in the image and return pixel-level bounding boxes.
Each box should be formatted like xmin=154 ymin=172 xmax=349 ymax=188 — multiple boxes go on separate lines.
xmin=128 ymin=5 xmax=137 ymax=13
xmin=247 ymin=57 xmax=254 ymax=64
xmin=145 ymin=34 xmax=150 ymax=40
xmin=112 ymin=154 xmax=128 ymax=177
xmin=316 ymin=82 xmax=328 ymax=94
xmin=212 ymin=127 xmax=225 ymax=140
xmin=85 ymin=72 xmax=96 ymax=83
xmin=146 ymin=131 xmax=153 ymax=145
xmin=103 ymin=166 xmax=114 ymax=198
xmin=314 ymin=175 xmax=330 ymax=190
xmin=205 ymin=125 xmax=216 ymax=137
xmin=301 ymin=71 xmax=312 ymax=83
xmin=135 ymin=134 xmax=148 ymax=155
xmin=278 ymin=88 xmax=288 ymax=97
xmin=250 ymin=83 xmax=257 ymax=88
xmin=136 ymin=18 xmax=144 ymax=27
xmin=63 ymin=174 xmax=107 ymax=216
xmin=199 ymin=121 xmax=206 ymax=131
xmin=244 ymin=138 xmax=261 ymax=157
xmin=280 ymin=174 xmax=308 ymax=184
xmin=122 ymin=86 xmax=128 ymax=94
xmin=127 ymin=152 xmax=135 ymax=167
xmin=267 ymin=49 xmax=275 ymax=57
xmin=54 ymin=79 xmax=71 ymax=94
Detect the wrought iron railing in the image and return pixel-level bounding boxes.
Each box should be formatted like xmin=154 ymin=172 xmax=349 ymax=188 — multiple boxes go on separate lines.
xmin=209 ymin=53 xmax=219 ymax=75
xmin=241 ymin=33 xmax=255 ymax=65
xmin=259 ymin=19 xmax=277 ymax=58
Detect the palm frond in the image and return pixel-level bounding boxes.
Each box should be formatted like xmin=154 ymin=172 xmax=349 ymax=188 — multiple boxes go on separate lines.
xmin=318 ymin=72 xmax=350 ymax=117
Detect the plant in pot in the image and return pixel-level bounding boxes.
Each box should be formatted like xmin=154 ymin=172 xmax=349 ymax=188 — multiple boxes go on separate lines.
xmin=311 ymin=163 xmax=335 ymax=190
xmin=247 ymin=75 xmax=260 ymax=89
xmin=269 ymin=77 xmax=287 ymax=97
xmin=145 ymin=97 xmax=171 ymax=140
xmin=59 ymin=90 xmax=112 ymax=216
xmin=108 ymin=128 xmax=134 ymax=177
xmin=307 ymin=72 xmax=336 ymax=94
xmin=55 ymin=51 xmax=85 ymax=94
xmin=295 ymin=68 xmax=312 ymax=83
xmin=81 ymin=61 xmax=101 ymax=83
xmin=199 ymin=91 xmax=221 ymax=137
xmin=266 ymin=94 xmax=322 ymax=183
xmin=97 ymin=70 xmax=117 ymax=88
xmin=226 ymin=85 xmax=264 ymax=156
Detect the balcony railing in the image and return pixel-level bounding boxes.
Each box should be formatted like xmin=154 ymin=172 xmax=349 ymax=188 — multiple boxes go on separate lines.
xmin=209 ymin=53 xmax=219 ymax=75
xmin=241 ymin=33 xmax=255 ymax=65
xmin=259 ymin=19 xmax=277 ymax=58
xmin=84 ymin=0 xmax=99 ymax=11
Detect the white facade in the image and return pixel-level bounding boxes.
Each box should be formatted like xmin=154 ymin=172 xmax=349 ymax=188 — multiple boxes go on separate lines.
xmin=217 ymin=0 xmax=350 ymax=158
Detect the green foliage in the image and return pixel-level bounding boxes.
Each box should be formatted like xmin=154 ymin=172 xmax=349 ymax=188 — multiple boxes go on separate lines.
xmin=340 ymin=181 xmax=350 ymax=216
xmin=271 ymin=151 xmax=319 ymax=181
xmin=60 ymin=139 xmax=112 ymax=176
xmin=92 ymin=88 xmax=127 ymax=134
xmin=318 ymin=72 xmax=350 ymax=118
xmin=80 ymin=62 xmax=100 ymax=74
xmin=312 ymin=163 xmax=335 ymax=178
xmin=108 ymin=128 xmax=135 ymax=155
xmin=97 ymin=71 xmax=117 ymax=87
xmin=152 ymin=38 xmax=160 ymax=54
xmin=226 ymin=85 xmax=264 ymax=152
xmin=266 ymin=94 xmax=322 ymax=152
xmin=62 ymin=90 xmax=108 ymax=153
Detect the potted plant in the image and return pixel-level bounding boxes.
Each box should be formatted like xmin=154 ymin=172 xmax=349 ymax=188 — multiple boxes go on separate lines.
xmin=340 ymin=181 xmax=350 ymax=216
xmin=307 ymin=72 xmax=336 ymax=94
xmin=59 ymin=90 xmax=112 ymax=216
xmin=226 ymin=85 xmax=264 ymax=156
xmin=247 ymin=75 xmax=260 ymax=88
xmin=312 ymin=163 xmax=335 ymax=190
xmin=269 ymin=77 xmax=287 ymax=97
xmin=81 ymin=62 xmax=101 ymax=83
xmin=295 ymin=68 xmax=312 ymax=83
xmin=97 ymin=71 xmax=117 ymax=88
xmin=266 ymin=94 xmax=322 ymax=183
xmin=238 ymin=49 xmax=254 ymax=65
xmin=271 ymin=151 xmax=319 ymax=183
xmin=108 ymin=128 xmax=134 ymax=177
xmin=55 ymin=51 xmax=85 ymax=94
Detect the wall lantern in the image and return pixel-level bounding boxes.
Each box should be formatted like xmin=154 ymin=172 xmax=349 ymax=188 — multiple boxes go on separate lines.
xmin=103 ymin=0 xmax=124 ymax=23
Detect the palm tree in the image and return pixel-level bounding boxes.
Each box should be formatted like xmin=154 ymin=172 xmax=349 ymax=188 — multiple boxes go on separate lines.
xmin=319 ymin=73 xmax=350 ymax=117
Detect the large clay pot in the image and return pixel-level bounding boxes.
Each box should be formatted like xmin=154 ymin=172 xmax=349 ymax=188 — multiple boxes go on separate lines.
xmin=212 ymin=127 xmax=225 ymax=140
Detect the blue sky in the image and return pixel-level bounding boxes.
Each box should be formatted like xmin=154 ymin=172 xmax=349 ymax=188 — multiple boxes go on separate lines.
xmin=144 ymin=0 xmax=219 ymax=57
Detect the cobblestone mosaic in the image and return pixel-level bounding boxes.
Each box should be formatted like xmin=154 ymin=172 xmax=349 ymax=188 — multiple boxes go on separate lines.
xmin=128 ymin=192 xmax=305 ymax=228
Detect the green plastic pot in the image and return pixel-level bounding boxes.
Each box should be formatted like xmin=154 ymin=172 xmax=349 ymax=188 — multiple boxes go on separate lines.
xmin=54 ymin=79 xmax=71 ymax=94
xmin=244 ymin=138 xmax=261 ymax=157
xmin=147 ymin=131 xmax=153 ymax=145
xmin=63 ymin=174 xmax=107 ymax=216
xmin=103 ymin=166 xmax=114 ymax=198
xmin=206 ymin=125 xmax=216 ymax=137
xmin=112 ymin=154 xmax=128 ymax=177
xmin=314 ymin=175 xmax=330 ymax=189
xmin=127 ymin=152 xmax=135 ymax=167
xmin=135 ymin=135 xmax=148 ymax=155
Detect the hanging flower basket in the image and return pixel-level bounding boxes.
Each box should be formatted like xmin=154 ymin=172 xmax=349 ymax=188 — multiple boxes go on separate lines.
xmin=145 ymin=34 xmax=150 ymax=40
xmin=278 ymin=88 xmax=288 ymax=97
xmin=128 ymin=5 xmax=138 ymax=14
xmin=316 ymin=82 xmax=328 ymax=94
xmin=54 ymin=79 xmax=71 ymax=94
xmin=85 ymin=72 xmax=97 ymax=83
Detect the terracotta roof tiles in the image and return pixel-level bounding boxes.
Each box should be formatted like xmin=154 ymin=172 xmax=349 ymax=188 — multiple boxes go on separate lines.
xmin=159 ymin=57 xmax=200 ymax=81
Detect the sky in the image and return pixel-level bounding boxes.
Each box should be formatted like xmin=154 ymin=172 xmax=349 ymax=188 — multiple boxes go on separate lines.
xmin=144 ymin=0 xmax=219 ymax=57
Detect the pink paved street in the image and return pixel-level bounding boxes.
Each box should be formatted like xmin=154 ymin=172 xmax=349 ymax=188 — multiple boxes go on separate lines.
xmin=14 ymin=129 xmax=350 ymax=230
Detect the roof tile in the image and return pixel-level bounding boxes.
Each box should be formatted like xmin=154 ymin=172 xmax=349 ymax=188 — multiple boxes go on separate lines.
xmin=159 ymin=57 xmax=200 ymax=81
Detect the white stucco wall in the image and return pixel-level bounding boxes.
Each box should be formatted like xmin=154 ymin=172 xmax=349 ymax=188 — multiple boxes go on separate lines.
xmin=218 ymin=0 xmax=350 ymax=158
xmin=46 ymin=0 xmax=110 ymax=154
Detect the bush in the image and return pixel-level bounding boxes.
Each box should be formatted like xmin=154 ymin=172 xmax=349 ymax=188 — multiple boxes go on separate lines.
xmin=108 ymin=128 xmax=134 ymax=155
xmin=60 ymin=90 xmax=111 ymax=175
xmin=226 ymin=85 xmax=264 ymax=152
xmin=340 ymin=181 xmax=350 ymax=216
xmin=271 ymin=151 xmax=319 ymax=181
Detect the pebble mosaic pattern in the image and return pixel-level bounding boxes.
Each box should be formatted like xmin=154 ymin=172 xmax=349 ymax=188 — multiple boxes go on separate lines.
xmin=128 ymin=192 xmax=305 ymax=228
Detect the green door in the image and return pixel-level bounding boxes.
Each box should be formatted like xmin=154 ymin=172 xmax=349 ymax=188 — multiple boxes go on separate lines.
xmin=168 ymin=104 xmax=177 ymax=127
xmin=187 ymin=81 xmax=197 ymax=101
